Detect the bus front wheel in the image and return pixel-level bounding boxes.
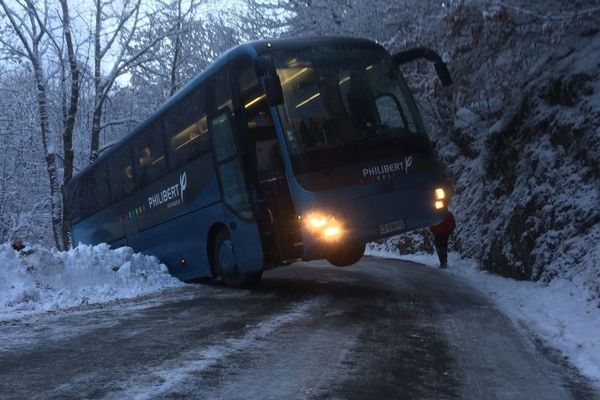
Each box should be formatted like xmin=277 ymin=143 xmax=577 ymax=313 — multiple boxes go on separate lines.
xmin=326 ymin=242 xmax=365 ymax=267
xmin=213 ymin=228 xmax=262 ymax=288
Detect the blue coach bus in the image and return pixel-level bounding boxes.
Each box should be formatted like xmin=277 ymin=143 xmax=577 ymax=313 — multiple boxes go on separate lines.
xmin=66 ymin=37 xmax=452 ymax=287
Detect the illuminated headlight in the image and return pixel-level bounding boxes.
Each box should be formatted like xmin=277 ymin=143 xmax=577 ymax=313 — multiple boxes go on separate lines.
xmin=434 ymin=188 xmax=446 ymax=210
xmin=435 ymin=188 xmax=446 ymax=200
xmin=323 ymin=226 xmax=341 ymax=237
xmin=309 ymin=216 xmax=328 ymax=229
xmin=301 ymin=210 xmax=343 ymax=240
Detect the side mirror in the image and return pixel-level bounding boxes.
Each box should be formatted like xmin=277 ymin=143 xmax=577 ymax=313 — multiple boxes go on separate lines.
xmin=434 ymin=62 xmax=453 ymax=87
xmin=258 ymin=55 xmax=284 ymax=106
xmin=393 ymin=47 xmax=453 ymax=87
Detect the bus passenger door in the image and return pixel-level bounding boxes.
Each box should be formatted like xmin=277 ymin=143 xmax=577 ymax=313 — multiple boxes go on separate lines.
xmin=209 ymin=106 xmax=264 ymax=274
xmin=254 ymin=136 xmax=303 ymax=263
xmin=231 ymin=55 xmax=303 ymax=265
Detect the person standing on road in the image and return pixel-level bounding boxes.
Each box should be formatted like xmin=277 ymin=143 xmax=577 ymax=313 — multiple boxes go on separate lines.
xmin=430 ymin=211 xmax=456 ymax=269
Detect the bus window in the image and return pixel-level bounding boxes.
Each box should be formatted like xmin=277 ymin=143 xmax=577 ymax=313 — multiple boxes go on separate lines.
xmin=168 ymin=116 xmax=209 ymax=168
xmin=232 ymin=55 xmax=275 ymax=185
xmin=233 ymin=56 xmax=263 ymax=110
xmin=238 ymin=60 xmax=259 ymax=96
xmin=273 ymin=46 xmax=428 ymax=176
xmin=374 ymin=94 xmax=407 ymax=129
xmin=366 ymin=62 xmax=417 ymax=132
xmin=108 ymin=144 xmax=136 ymax=202
xmin=211 ymin=111 xmax=253 ymax=220
xmin=133 ymin=121 xmax=168 ymax=187
xmin=165 ymin=88 xmax=210 ymax=169
xmin=215 ymin=69 xmax=233 ymax=113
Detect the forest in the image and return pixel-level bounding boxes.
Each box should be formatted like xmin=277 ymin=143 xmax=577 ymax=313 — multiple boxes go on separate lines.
xmin=1 ymin=0 xmax=598 ymax=296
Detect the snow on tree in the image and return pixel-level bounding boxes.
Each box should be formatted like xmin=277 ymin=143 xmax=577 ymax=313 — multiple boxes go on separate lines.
xmin=0 ymin=0 xmax=67 ymax=249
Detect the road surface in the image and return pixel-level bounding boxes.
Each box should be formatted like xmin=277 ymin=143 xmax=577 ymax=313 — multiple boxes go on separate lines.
xmin=0 ymin=257 xmax=597 ymax=399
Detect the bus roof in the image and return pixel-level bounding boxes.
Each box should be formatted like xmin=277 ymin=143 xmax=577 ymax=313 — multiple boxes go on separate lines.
xmin=70 ymin=36 xmax=383 ymax=184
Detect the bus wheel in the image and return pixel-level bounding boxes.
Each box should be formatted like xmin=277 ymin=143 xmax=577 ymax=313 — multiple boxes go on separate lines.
xmin=326 ymin=242 xmax=365 ymax=267
xmin=213 ymin=228 xmax=263 ymax=288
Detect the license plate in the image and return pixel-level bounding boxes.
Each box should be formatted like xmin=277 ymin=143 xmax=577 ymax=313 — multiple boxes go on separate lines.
xmin=379 ymin=219 xmax=405 ymax=235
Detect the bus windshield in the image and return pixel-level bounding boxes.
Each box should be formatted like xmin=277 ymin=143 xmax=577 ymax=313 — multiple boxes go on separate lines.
xmin=274 ymin=46 xmax=427 ymax=175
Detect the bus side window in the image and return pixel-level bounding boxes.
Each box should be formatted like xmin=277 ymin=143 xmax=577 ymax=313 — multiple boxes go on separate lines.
xmin=108 ymin=145 xmax=136 ymax=202
xmin=133 ymin=121 xmax=168 ymax=187
xmin=234 ymin=56 xmax=262 ymax=109
xmin=232 ymin=55 xmax=273 ymax=187
xmin=165 ymin=87 xmax=210 ymax=170
xmin=215 ymin=69 xmax=233 ymax=113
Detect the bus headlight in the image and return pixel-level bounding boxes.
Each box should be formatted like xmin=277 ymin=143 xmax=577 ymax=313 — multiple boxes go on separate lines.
xmin=323 ymin=226 xmax=341 ymax=238
xmin=309 ymin=215 xmax=328 ymax=229
xmin=302 ymin=211 xmax=343 ymax=240
xmin=435 ymin=188 xmax=446 ymax=200
xmin=434 ymin=188 xmax=446 ymax=209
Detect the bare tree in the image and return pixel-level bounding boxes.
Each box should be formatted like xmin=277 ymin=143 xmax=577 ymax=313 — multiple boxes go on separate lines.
xmin=0 ymin=0 xmax=65 ymax=249
xmin=128 ymin=2 xmax=239 ymax=102
xmin=0 ymin=78 xmax=49 ymax=244
xmin=89 ymin=0 xmax=170 ymax=162
xmin=168 ymin=0 xmax=189 ymax=96
xmin=57 ymin=0 xmax=80 ymax=247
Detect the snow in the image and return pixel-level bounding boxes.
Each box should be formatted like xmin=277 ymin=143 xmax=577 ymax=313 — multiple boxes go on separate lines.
xmin=365 ymin=246 xmax=600 ymax=384
xmin=0 ymin=243 xmax=184 ymax=321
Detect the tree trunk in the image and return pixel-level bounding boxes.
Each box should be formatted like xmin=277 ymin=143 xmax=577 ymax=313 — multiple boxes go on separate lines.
xmin=90 ymin=101 xmax=102 ymax=162
xmin=90 ymin=0 xmax=102 ymax=163
xmin=169 ymin=0 xmax=183 ymax=97
xmin=60 ymin=0 xmax=80 ymax=249
xmin=33 ymin=61 xmax=64 ymax=250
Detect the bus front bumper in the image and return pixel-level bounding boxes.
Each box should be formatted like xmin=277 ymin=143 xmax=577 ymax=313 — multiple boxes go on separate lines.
xmin=298 ymin=184 xmax=447 ymax=260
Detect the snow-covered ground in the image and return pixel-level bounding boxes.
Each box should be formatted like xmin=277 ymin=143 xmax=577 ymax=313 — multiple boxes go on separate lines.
xmin=0 ymin=244 xmax=184 ymax=321
xmin=2 ymin=240 xmax=598 ymax=388
xmin=366 ymin=245 xmax=600 ymax=384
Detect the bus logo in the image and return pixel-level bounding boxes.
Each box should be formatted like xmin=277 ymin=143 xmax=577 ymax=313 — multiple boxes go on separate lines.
xmin=180 ymin=172 xmax=187 ymax=203
xmin=362 ymin=156 xmax=413 ymax=179
xmin=146 ymin=171 xmax=188 ymax=210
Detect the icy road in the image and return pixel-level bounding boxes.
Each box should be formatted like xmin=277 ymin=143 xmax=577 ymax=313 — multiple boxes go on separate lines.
xmin=0 ymin=257 xmax=597 ymax=400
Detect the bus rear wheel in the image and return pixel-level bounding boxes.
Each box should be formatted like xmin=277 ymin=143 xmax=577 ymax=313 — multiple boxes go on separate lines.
xmin=213 ymin=228 xmax=262 ymax=288
xmin=326 ymin=242 xmax=365 ymax=267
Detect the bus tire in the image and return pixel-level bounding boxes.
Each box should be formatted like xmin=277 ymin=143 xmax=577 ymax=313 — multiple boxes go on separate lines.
xmin=326 ymin=242 xmax=365 ymax=267
xmin=213 ymin=228 xmax=263 ymax=288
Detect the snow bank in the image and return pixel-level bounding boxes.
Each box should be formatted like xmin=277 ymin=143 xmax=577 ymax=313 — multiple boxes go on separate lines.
xmin=0 ymin=244 xmax=184 ymax=320
xmin=366 ymin=246 xmax=600 ymax=383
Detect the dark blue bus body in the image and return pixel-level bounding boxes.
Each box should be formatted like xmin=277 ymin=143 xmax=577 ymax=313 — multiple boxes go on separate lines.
xmin=67 ymin=37 xmax=449 ymax=286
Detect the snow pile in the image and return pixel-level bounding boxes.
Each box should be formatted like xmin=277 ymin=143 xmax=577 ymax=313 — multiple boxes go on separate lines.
xmin=0 ymin=244 xmax=184 ymax=320
xmin=366 ymin=247 xmax=600 ymax=383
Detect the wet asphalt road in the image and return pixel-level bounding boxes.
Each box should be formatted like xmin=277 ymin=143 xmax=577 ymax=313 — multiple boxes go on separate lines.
xmin=0 ymin=257 xmax=598 ymax=400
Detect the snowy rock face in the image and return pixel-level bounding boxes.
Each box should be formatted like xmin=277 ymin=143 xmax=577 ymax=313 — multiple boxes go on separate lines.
xmin=0 ymin=244 xmax=184 ymax=320
xmin=477 ymin=39 xmax=600 ymax=283
xmin=440 ymin=6 xmax=600 ymax=297
xmin=383 ymin=3 xmax=600 ymax=299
